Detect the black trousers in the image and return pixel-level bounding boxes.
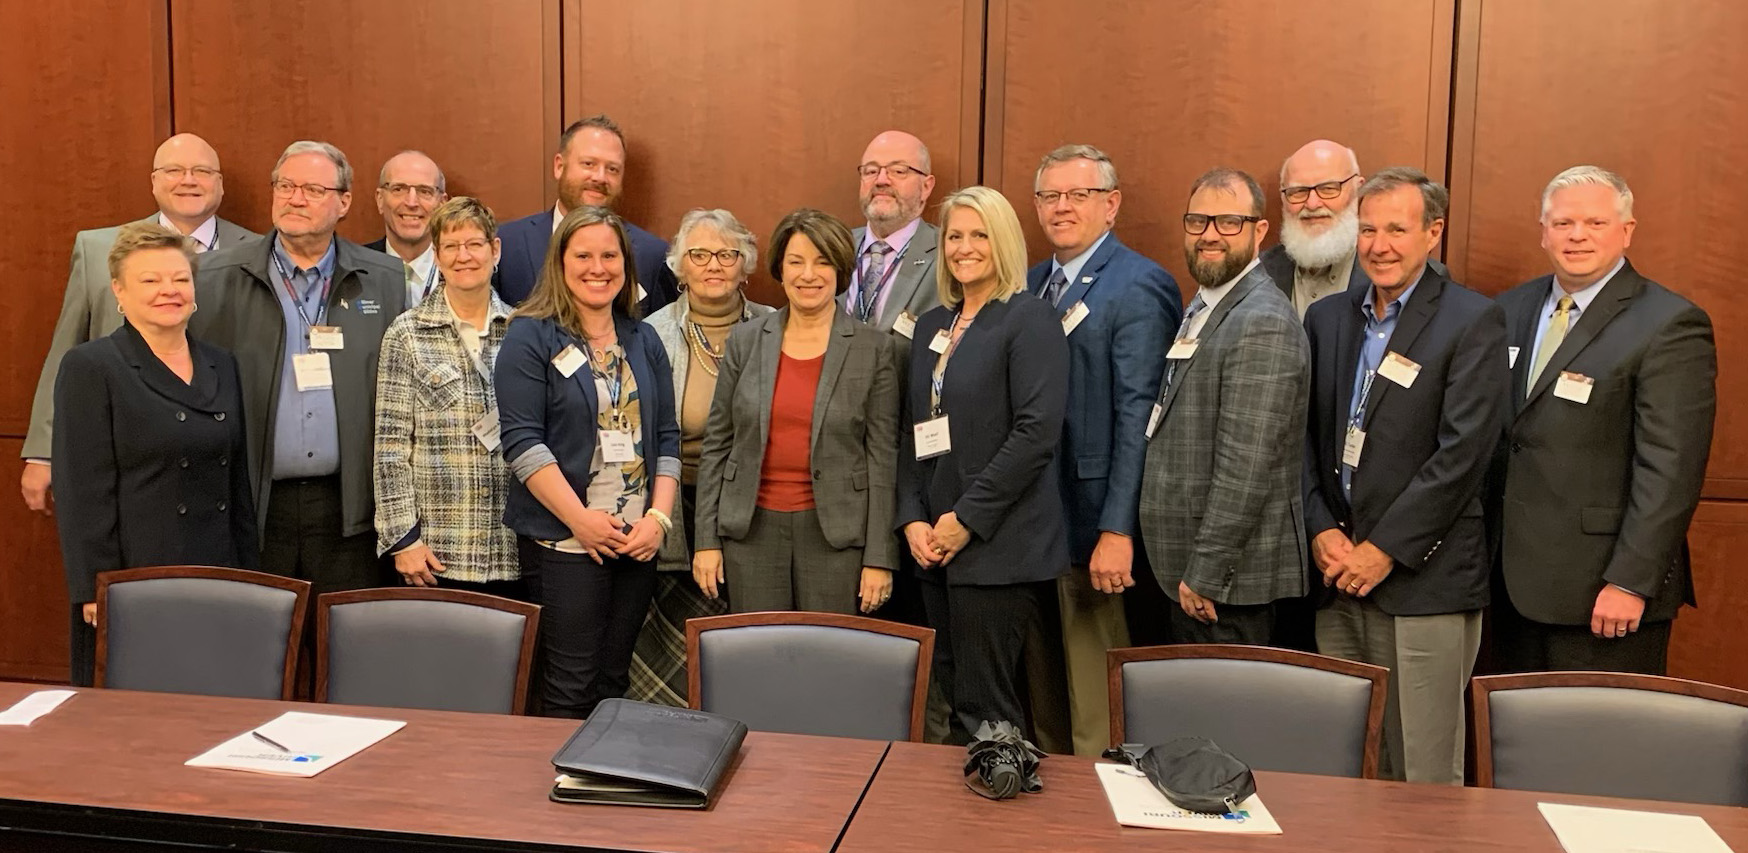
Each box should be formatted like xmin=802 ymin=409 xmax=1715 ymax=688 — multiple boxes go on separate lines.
xmin=261 ymin=476 xmax=382 ymax=595
xmin=920 ymin=578 xmax=1049 ymax=744
xmin=1123 ymin=553 xmax=1176 ymax=648
xmin=1492 ymin=593 xmax=1671 ymax=675
xmin=521 ymin=538 xmax=657 ymax=719
xmin=69 ymin=604 xmax=95 ymax=687
xmin=1168 ymin=598 xmax=1277 ymax=645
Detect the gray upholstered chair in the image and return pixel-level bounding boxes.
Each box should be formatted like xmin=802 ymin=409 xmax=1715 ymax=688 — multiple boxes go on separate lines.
xmin=315 ymin=589 xmax=540 ymax=715
xmin=686 ymin=612 xmax=934 ymax=741
xmin=96 ymin=566 xmax=310 ymax=700
xmin=1473 ymin=672 xmax=1748 ymax=806
xmin=1108 ymin=644 xmax=1389 ymax=777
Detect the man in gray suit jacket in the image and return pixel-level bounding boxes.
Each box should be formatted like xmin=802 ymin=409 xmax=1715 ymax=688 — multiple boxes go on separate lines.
xmin=1139 ymin=168 xmax=1310 ymax=645
xmin=21 ymin=133 xmax=257 ymax=515
xmin=842 ymin=130 xmax=941 ymax=343
xmin=1493 ymin=166 xmax=1716 ymax=675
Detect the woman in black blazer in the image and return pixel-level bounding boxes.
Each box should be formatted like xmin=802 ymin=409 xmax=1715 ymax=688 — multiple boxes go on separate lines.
xmin=495 ymin=206 xmax=681 ymax=719
xmin=896 ymin=186 xmax=1070 ymax=743
xmin=54 ymin=222 xmax=258 ymax=687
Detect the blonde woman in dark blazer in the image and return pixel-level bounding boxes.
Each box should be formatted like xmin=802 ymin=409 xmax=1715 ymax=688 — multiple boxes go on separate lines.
xmin=693 ymin=209 xmax=899 ymax=615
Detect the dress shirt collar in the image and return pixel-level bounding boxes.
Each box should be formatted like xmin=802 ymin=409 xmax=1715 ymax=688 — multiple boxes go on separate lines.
xmin=1361 ymin=264 xmax=1426 ymax=323
xmin=1544 ymin=257 xmax=1624 ymax=318
xmin=1049 ymin=229 xmax=1113 ymax=287
xmin=271 ymin=234 xmax=337 ymax=285
xmin=1195 ymin=256 xmax=1260 ymax=315
xmin=860 ymin=216 xmax=923 ymax=259
xmin=158 ymin=213 xmax=220 ymax=252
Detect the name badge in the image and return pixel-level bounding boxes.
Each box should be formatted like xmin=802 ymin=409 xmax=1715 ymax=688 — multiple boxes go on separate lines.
xmin=470 ymin=406 xmax=501 ymax=452
xmin=552 ymin=344 xmax=586 ymax=378
xmin=1061 ymin=301 xmax=1090 ymax=336
xmin=1342 ymin=426 xmax=1366 ymax=467
xmin=893 ymin=311 xmax=917 ymax=340
xmin=1508 ymin=346 xmax=1520 ymax=368
xmin=308 ymin=325 xmax=344 ymax=350
xmin=1378 ymin=351 xmax=1421 ymax=389
xmin=1554 ymin=371 xmax=1594 ymax=404
xmin=913 ymin=416 xmax=951 ymax=460
xmin=1145 ymin=403 xmax=1164 ymax=439
xmin=1166 ymin=338 xmax=1199 ymax=360
xmin=600 ymin=429 xmax=637 ymax=464
xmin=928 ymin=329 xmax=951 ymax=355
xmin=292 ymin=352 xmax=333 ymax=391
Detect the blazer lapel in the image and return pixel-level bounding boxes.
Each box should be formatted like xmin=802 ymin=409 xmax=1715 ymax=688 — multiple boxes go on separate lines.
xmin=755 ymin=309 xmax=784 ymax=447
xmin=1158 ymin=267 xmax=1267 ymax=418
xmin=527 ymin=211 xmax=554 ymax=279
xmin=811 ymin=312 xmax=855 ymax=455
xmin=1332 ymin=286 xmax=1366 ymax=429
xmin=1507 ymin=279 xmax=1546 ymax=414
xmin=113 ymin=323 xmax=221 ymax=411
xmin=1520 ymin=266 xmax=1643 ymax=414
xmin=1360 ymin=274 xmax=1442 ymax=429
xmin=1055 ymin=234 xmax=1122 ymax=311
xmin=214 ymin=218 xmax=255 ymax=251
xmin=877 ymin=221 xmax=938 ymax=329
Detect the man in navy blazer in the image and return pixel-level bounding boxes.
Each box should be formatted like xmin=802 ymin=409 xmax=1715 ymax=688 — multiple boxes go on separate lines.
xmin=493 ymin=115 xmax=677 ymax=313
xmin=1026 ymin=145 xmax=1180 ymax=756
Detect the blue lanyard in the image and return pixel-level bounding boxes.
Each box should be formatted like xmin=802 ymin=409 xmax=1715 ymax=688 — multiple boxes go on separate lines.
xmin=854 ymin=244 xmax=903 ymax=322
xmin=929 ymin=308 xmax=969 ymax=418
xmin=272 ymin=252 xmax=331 ymax=331
xmin=1350 ymin=369 xmax=1377 ymax=430
xmin=591 ymin=345 xmax=628 ymax=429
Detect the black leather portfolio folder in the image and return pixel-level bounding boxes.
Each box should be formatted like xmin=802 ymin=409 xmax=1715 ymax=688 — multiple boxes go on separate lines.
xmin=549 ymin=698 xmax=748 ymax=808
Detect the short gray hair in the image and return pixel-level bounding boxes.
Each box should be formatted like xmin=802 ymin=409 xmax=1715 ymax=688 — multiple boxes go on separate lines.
xmin=1358 ymin=167 xmax=1448 ymax=228
xmin=1541 ymin=165 xmax=1634 ymax=221
xmin=1034 ymin=144 xmax=1119 ymax=191
xmin=666 ymin=208 xmax=759 ymax=275
xmin=274 ymin=140 xmax=354 ymax=191
xmin=378 ymin=149 xmax=447 ymax=194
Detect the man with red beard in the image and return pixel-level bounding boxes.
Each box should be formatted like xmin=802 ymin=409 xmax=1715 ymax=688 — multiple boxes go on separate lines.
xmin=493 ymin=115 xmax=677 ymax=313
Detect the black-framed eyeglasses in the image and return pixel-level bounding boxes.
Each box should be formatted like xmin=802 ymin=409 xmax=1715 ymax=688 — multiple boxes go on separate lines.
xmin=270 ymin=179 xmax=343 ymax=201
xmin=857 ymin=162 xmax=927 ymax=180
xmin=380 ymin=182 xmax=442 ymax=202
xmin=153 ymin=166 xmax=221 ymax=181
xmin=1034 ymin=187 xmax=1114 ymax=206
xmin=1281 ymin=174 xmax=1359 ymax=204
xmin=685 ymin=248 xmax=743 ymax=266
xmin=1183 ymin=213 xmax=1262 ymax=236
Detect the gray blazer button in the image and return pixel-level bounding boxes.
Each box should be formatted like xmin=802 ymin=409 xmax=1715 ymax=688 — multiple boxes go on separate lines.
xmin=218 ymin=501 xmax=227 ymax=512
xmin=176 ymin=504 xmax=188 ymax=515
xmin=179 ymin=458 xmax=190 ymax=468
xmin=176 ymin=411 xmax=187 ymax=422
xmin=220 ymin=457 xmax=228 ymax=466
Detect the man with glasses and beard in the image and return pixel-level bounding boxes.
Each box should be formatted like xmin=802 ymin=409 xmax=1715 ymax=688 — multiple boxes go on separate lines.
xmin=1138 ymin=168 xmax=1310 ymax=645
xmin=843 ymin=130 xmax=941 ymax=345
xmin=1260 ymin=139 xmax=1366 ymax=318
xmin=494 ymin=114 xmax=677 ymax=313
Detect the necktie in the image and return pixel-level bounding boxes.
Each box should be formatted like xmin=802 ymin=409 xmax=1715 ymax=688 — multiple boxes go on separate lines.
xmin=1527 ymin=295 xmax=1574 ymax=393
xmin=856 ymin=241 xmax=891 ymax=322
xmin=1043 ymin=269 xmax=1069 ymax=307
xmin=1163 ymin=293 xmax=1208 ymax=389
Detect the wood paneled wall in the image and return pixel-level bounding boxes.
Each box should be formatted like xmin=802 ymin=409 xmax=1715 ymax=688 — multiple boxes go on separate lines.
xmin=5 ymin=0 xmax=1748 ymax=689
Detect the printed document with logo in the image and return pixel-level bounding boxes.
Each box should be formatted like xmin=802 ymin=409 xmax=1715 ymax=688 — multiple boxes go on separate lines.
xmin=185 ymin=711 xmax=406 ymax=778
xmin=1094 ymin=762 xmax=1282 ymax=835
xmin=1537 ymin=803 xmax=1734 ymax=853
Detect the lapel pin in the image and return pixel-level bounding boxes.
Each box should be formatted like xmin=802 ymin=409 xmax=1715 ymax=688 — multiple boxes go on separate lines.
xmin=340 ymin=298 xmax=349 ymax=310
xmin=1081 ymin=276 xmax=1093 ymax=283
xmin=913 ymin=259 xmax=926 ymax=265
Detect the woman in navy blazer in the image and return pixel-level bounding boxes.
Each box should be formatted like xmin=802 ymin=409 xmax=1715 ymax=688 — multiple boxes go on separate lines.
xmin=896 ymin=187 xmax=1069 ymax=742
xmin=495 ymin=207 xmax=681 ymax=718
xmin=54 ymin=223 xmax=257 ymax=687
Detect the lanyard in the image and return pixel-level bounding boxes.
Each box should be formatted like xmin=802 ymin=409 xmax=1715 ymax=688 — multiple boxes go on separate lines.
xmin=929 ymin=308 xmax=970 ymax=418
xmin=1350 ymin=369 xmax=1378 ymax=430
xmin=272 ymin=252 xmax=331 ymax=332
xmin=854 ymin=243 xmax=903 ymax=322
xmin=591 ymin=345 xmax=628 ymax=430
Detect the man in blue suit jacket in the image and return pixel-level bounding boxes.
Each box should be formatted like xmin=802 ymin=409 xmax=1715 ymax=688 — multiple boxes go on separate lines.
xmin=1027 ymin=145 xmax=1181 ymax=756
xmin=493 ymin=115 xmax=678 ymax=314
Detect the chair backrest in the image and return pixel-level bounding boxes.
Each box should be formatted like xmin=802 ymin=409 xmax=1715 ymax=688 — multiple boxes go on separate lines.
xmin=96 ymin=566 xmax=310 ymax=700
xmin=1108 ymin=644 xmax=1388 ymax=778
xmin=1473 ymin=672 xmax=1748 ymax=806
xmin=686 ymin=612 xmax=934 ymax=741
xmin=316 ymin=588 xmax=540 ymax=715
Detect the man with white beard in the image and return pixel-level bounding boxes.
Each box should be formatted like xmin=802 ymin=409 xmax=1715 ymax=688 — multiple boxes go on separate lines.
xmin=1259 ymin=139 xmax=1366 ymax=318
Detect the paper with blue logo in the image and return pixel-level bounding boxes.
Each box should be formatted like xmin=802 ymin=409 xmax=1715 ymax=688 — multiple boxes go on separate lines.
xmin=185 ymin=711 xmax=405 ymax=778
xmin=1094 ymin=762 xmax=1283 ymax=834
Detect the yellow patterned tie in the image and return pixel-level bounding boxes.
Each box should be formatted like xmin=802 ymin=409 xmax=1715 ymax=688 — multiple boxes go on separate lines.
xmin=1528 ymin=295 xmax=1573 ymax=392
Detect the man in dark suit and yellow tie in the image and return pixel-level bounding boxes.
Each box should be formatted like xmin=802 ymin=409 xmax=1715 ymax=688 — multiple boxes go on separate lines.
xmin=1493 ymin=166 xmax=1717 ymax=675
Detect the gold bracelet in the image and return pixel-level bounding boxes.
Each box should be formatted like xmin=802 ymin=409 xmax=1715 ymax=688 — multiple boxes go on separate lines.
xmin=645 ymin=508 xmax=673 ymax=535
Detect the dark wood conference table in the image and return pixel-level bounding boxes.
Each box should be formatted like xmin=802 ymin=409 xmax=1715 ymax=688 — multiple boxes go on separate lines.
xmin=0 ymin=682 xmax=886 ymax=852
xmin=838 ymin=740 xmax=1748 ymax=852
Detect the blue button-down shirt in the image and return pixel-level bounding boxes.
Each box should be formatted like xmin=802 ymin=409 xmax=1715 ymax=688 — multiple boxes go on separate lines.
xmin=268 ymin=236 xmax=341 ymax=479
xmin=1343 ymin=271 xmax=1422 ymax=494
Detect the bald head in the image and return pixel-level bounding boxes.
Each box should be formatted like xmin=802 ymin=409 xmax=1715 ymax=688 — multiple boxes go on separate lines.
xmin=858 ymin=130 xmax=937 ymax=237
xmin=375 ymin=150 xmax=448 ymax=257
xmin=149 ymin=133 xmax=224 ymax=229
xmin=1278 ymin=139 xmax=1364 ymax=268
xmin=377 ymin=150 xmax=446 ymax=194
xmin=1281 ymin=139 xmax=1359 ymax=185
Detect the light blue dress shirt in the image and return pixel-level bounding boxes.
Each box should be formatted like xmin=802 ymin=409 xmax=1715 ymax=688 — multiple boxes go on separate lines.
xmin=268 ymin=236 xmax=341 ymax=479
xmin=1343 ymin=271 xmax=1423 ymax=494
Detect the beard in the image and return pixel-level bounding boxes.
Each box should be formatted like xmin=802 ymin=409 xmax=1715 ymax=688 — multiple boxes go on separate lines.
xmin=861 ymin=190 xmax=922 ymax=230
xmin=558 ymin=175 xmax=618 ymax=211
xmin=1279 ymin=206 xmax=1359 ymax=269
xmin=1184 ymin=238 xmax=1258 ymax=290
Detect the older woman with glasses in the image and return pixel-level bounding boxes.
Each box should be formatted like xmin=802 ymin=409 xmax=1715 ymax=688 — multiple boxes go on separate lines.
xmin=630 ymin=209 xmax=774 ymax=706
xmin=374 ymin=197 xmax=521 ymax=598
xmin=693 ymin=208 xmax=899 ymax=616
xmin=54 ymin=222 xmax=257 ymax=686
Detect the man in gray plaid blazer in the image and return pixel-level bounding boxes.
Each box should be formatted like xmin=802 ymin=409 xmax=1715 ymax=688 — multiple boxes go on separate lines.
xmin=1138 ymin=168 xmax=1311 ymax=645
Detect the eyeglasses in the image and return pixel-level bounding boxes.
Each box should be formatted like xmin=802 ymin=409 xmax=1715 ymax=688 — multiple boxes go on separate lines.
xmin=685 ymin=248 xmax=744 ymax=266
xmin=381 ymin=182 xmax=442 ymax=202
xmin=857 ymin=162 xmax=927 ymax=180
xmin=270 ymin=180 xmax=344 ymax=201
xmin=1281 ymin=174 xmax=1359 ymax=204
xmin=1183 ymin=213 xmax=1262 ymax=236
xmin=437 ymin=239 xmax=491 ymax=256
xmin=1034 ymin=187 xmax=1114 ymax=206
xmin=153 ymin=166 xmax=220 ymax=181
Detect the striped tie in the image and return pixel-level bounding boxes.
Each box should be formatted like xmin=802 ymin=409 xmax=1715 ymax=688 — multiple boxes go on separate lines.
xmin=856 ymin=241 xmax=892 ymax=322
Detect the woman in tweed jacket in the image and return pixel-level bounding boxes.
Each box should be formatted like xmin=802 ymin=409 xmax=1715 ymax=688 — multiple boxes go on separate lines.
xmin=373 ymin=197 xmax=521 ymax=597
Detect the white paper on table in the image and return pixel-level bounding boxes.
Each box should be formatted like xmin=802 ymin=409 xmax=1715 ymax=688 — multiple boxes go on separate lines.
xmin=1093 ymin=762 xmax=1282 ymax=834
xmin=1538 ymin=803 xmax=1735 ymax=853
xmin=0 ymin=689 xmax=76 ymax=726
xmin=185 ymin=711 xmax=405 ymax=778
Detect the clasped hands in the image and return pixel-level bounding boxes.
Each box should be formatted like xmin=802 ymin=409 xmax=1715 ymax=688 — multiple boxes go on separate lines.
xmin=570 ymin=509 xmax=664 ymax=564
xmin=905 ymin=512 xmax=971 ymax=569
xmin=1312 ymin=530 xmax=1393 ymax=598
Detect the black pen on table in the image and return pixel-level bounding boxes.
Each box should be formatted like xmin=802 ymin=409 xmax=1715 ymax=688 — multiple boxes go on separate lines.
xmin=251 ymin=730 xmax=292 ymax=752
